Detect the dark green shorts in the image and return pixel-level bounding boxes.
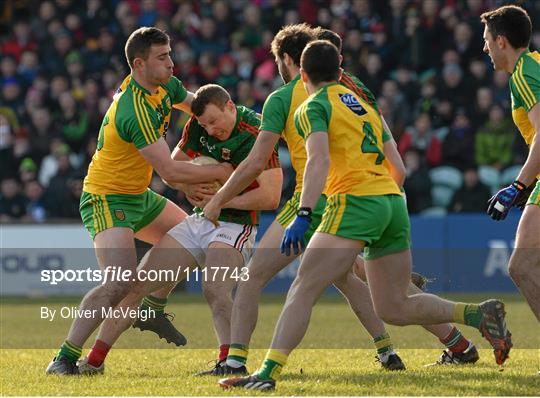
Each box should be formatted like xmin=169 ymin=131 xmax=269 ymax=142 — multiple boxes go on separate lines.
xmin=79 ymin=189 xmax=167 ymax=240
xmin=317 ymin=193 xmax=411 ymax=260
xmin=275 ymin=192 xmax=327 ymax=244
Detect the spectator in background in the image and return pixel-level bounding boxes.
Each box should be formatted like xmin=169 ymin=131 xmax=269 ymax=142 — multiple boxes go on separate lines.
xmin=0 ymin=177 xmax=26 ymax=221
xmin=469 ymin=86 xmax=493 ymax=129
xmin=413 ymin=79 xmax=437 ymax=119
xmin=22 ymin=179 xmax=46 ymax=222
xmin=475 ymin=104 xmax=515 ymax=171
xmin=442 ymin=109 xmax=476 ymax=170
xmin=448 ymin=166 xmax=491 ymax=213
xmin=399 ymin=112 xmax=441 ymax=167
xmin=467 ymin=56 xmax=490 ymax=91
xmin=403 ymin=149 xmax=432 ymax=213
xmin=437 ymin=63 xmax=470 ymax=108
xmin=27 ymin=107 xmax=60 ymax=164
xmin=43 ymin=144 xmax=78 ymax=218
xmin=18 ymin=157 xmax=38 ymax=183
xmin=58 ymin=91 xmax=89 ymax=153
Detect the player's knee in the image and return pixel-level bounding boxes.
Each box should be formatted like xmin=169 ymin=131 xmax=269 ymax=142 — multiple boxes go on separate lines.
xmin=95 ymin=280 xmax=134 ymax=307
xmin=373 ymin=302 xmax=407 ymax=326
xmin=203 ymin=284 xmax=231 ymax=312
xmin=508 ymin=256 xmax=528 ymax=283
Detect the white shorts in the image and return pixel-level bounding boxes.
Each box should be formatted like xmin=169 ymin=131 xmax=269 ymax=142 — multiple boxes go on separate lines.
xmin=167 ymin=214 xmax=257 ymax=267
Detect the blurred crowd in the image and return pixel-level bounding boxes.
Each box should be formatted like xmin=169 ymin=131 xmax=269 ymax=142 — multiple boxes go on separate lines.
xmin=1 ymin=0 xmax=538 ymax=222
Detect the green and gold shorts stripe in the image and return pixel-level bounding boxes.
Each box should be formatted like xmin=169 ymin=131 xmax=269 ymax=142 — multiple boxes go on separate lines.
xmin=317 ymin=194 xmax=411 ymax=260
xmin=527 ymin=179 xmax=540 ymax=206
xmin=80 ymin=189 xmax=167 ymax=240
xmin=275 ymin=192 xmax=327 ymax=244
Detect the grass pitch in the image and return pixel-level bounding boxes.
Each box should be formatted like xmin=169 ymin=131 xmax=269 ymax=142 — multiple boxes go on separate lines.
xmin=1 ymin=294 xmax=539 ymax=396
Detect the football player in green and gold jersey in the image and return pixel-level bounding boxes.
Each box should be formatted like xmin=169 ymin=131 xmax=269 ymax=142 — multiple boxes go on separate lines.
xmin=219 ymin=40 xmax=512 ymax=391
xmin=75 ymin=84 xmax=282 ymax=375
xmin=46 ymin=27 xmax=231 ymax=375
xmin=481 ymin=5 xmax=540 ymax=321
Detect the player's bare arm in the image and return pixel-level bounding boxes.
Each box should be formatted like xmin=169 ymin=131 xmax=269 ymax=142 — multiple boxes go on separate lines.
xmin=383 ymin=138 xmax=406 ymax=187
xmin=299 ymin=132 xmax=330 ymax=209
xmin=168 ymin=146 xmax=219 ymax=201
xmin=172 ymin=91 xmax=194 ymax=114
xmin=140 ymin=138 xmax=233 ymax=184
xmin=223 ymin=167 xmax=283 ymax=211
xmin=203 ymin=131 xmax=280 ymax=224
xmin=516 ymin=103 xmax=540 ymax=185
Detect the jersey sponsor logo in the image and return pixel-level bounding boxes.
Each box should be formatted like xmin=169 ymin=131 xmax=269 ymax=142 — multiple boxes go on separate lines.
xmin=199 ymin=136 xmax=216 ymax=153
xmin=339 ymin=93 xmax=367 ymax=116
xmin=221 ymin=148 xmax=231 ymax=160
xmin=114 ymin=209 xmax=126 ymax=221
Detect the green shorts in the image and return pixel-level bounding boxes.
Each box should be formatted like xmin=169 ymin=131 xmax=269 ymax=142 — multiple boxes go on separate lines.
xmin=80 ymin=189 xmax=167 ymax=240
xmin=527 ymin=179 xmax=540 ymax=206
xmin=317 ymin=194 xmax=411 ymax=260
xmin=276 ymin=192 xmax=327 ymax=244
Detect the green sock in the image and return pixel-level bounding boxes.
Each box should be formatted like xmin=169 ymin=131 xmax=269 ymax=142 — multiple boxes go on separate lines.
xmin=454 ymin=303 xmax=482 ymax=329
xmin=255 ymin=349 xmax=288 ymax=381
xmin=140 ymin=295 xmax=167 ymax=315
xmin=373 ymin=332 xmax=393 ymax=358
xmin=57 ymin=340 xmax=82 ymax=363
xmin=227 ymin=343 xmax=249 ymax=368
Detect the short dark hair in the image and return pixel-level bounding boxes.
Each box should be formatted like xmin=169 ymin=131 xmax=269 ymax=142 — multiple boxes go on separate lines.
xmin=301 ymin=40 xmax=340 ymax=85
xmin=480 ymin=5 xmax=531 ymax=49
xmin=316 ymin=28 xmax=342 ymax=52
xmin=191 ymin=84 xmax=231 ymax=117
xmin=125 ymin=27 xmax=170 ymax=68
xmin=271 ymin=23 xmax=316 ymax=66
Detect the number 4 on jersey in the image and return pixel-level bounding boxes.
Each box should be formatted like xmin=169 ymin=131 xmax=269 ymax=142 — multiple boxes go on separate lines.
xmin=361 ymin=122 xmax=385 ymax=165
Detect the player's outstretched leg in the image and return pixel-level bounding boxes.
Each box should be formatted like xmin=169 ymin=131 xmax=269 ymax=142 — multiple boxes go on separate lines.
xmin=224 ymin=220 xmax=300 ymax=374
xmin=131 ymin=200 xmax=189 ymax=346
xmin=46 ymin=228 xmax=139 ymax=375
xmin=220 ymin=233 xmax=363 ymax=390
xmin=77 ymin=235 xmax=198 ymax=375
xmin=353 ymin=256 xmax=479 ymax=366
xmin=196 ymin=242 xmax=248 ymax=377
xmin=333 ymin=267 xmax=405 ymax=371
xmin=365 ymin=250 xmax=512 ymax=365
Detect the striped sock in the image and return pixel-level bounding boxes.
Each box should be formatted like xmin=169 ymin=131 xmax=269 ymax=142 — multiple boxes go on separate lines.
xmin=226 ymin=343 xmax=249 ymax=368
xmin=57 ymin=340 xmax=82 ymax=363
xmin=373 ymin=332 xmax=394 ymax=361
xmin=454 ymin=303 xmax=482 ymax=329
xmin=140 ymin=295 xmax=167 ymax=315
xmin=440 ymin=327 xmax=469 ymax=353
xmin=255 ymin=349 xmax=288 ymax=381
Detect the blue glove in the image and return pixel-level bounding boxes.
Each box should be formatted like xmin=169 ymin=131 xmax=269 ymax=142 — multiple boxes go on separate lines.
xmin=280 ymin=215 xmax=311 ymax=256
xmin=487 ymin=180 xmax=526 ymax=221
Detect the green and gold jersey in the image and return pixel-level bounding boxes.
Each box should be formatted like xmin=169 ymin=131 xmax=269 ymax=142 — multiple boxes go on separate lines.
xmin=510 ymin=50 xmax=540 ymax=146
xmin=260 ymin=70 xmax=382 ymax=193
xmin=178 ymin=105 xmax=279 ymax=225
xmin=294 ymin=83 xmax=400 ymax=197
xmin=83 ymin=75 xmax=187 ymax=195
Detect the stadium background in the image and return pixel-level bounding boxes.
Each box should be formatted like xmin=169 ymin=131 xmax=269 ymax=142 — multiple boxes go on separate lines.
xmin=2 ymin=0 xmax=538 ymax=296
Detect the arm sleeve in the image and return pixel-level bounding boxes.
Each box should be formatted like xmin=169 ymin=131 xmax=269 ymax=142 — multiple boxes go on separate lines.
xmin=163 ymin=76 xmax=188 ymax=104
xmin=260 ymin=93 xmax=287 ymax=134
xmin=513 ymin=60 xmax=540 ymax=112
xmin=177 ymin=116 xmax=201 ymax=157
xmin=294 ymin=100 xmax=329 ymax=139
xmin=121 ymin=99 xmax=161 ymax=149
